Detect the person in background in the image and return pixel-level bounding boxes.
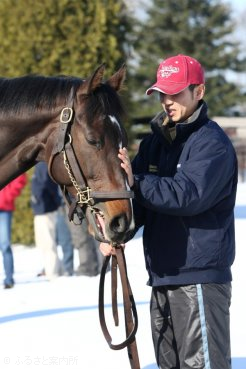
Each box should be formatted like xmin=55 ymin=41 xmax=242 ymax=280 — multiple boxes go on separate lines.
xmin=31 ymin=162 xmax=62 ymax=280
xmin=56 ymin=201 xmax=74 ymax=276
xmin=32 ymin=162 xmax=101 ymax=279
xmin=0 ymin=174 xmax=27 ymax=289
xmin=101 ymin=54 xmax=238 ymax=369
xmin=32 ymin=162 xmax=76 ymax=279
xmin=68 ymin=218 xmax=102 ymax=277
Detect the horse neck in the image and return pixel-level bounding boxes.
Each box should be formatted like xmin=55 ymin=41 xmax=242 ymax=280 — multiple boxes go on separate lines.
xmin=0 ymin=109 xmax=59 ymax=188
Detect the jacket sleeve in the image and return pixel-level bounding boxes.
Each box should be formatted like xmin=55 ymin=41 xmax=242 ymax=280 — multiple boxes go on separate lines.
xmin=133 ymin=131 xmax=237 ymax=216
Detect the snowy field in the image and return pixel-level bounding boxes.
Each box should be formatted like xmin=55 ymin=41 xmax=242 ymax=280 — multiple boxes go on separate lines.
xmin=0 ymin=183 xmax=246 ymax=369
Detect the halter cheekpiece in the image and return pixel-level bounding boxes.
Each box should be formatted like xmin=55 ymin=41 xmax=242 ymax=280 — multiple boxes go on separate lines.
xmin=48 ymin=92 xmax=134 ymax=235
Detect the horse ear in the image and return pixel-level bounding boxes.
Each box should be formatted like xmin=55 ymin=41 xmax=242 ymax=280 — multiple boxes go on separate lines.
xmin=78 ymin=64 xmax=106 ymax=95
xmin=107 ymin=64 xmax=126 ymax=91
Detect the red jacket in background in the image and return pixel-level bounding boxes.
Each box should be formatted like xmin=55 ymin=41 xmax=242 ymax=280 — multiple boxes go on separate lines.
xmin=0 ymin=174 xmax=27 ymax=211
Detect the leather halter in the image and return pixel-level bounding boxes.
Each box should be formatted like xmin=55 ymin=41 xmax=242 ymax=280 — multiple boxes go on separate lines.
xmin=48 ymin=93 xmax=134 ymax=231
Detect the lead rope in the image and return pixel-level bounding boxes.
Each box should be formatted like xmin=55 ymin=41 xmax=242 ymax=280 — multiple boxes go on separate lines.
xmin=99 ymin=245 xmax=140 ymax=369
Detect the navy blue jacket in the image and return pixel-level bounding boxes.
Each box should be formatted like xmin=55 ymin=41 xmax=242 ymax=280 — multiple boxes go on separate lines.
xmin=132 ymin=102 xmax=238 ymax=286
xmin=31 ymin=162 xmax=61 ymax=215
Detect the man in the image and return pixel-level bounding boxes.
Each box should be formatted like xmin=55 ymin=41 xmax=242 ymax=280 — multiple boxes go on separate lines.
xmin=101 ymin=54 xmax=237 ymax=368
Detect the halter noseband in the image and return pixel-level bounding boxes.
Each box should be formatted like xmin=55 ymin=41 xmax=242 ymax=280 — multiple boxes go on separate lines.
xmin=48 ymin=98 xmax=134 ymax=226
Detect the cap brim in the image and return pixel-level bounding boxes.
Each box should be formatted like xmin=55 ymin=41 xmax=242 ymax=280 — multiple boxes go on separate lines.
xmin=146 ymin=83 xmax=188 ymax=96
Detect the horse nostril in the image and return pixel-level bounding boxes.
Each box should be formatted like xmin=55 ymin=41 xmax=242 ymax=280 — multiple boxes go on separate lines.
xmin=110 ymin=214 xmax=128 ymax=234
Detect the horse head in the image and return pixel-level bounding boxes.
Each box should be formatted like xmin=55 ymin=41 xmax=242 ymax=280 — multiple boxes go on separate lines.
xmin=48 ymin=65 xmax=135 ymax=244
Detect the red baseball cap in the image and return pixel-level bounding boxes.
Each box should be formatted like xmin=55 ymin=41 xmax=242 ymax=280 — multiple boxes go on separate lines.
xmin=146 ymin=54 xmax=205 ymax=95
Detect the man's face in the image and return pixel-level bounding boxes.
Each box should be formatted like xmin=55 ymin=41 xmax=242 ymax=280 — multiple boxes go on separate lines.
xmin=159 ymin=84 xmax=205 ymax=123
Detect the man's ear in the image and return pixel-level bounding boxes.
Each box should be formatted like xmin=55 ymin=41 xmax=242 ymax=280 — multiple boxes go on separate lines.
xmin=195 ymin=84 xmax=205 ymax=100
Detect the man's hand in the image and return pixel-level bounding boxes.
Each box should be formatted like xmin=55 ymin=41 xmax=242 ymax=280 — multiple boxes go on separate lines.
xmin=118 ymin=147 xmax=134 ymax=188
xmin=99 ymin=242 xmax=125 ymax=256
xmin=99 ymin=242 xmax=115 ymax=256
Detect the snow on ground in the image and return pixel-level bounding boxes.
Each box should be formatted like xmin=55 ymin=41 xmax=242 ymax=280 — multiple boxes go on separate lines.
xmin=0 ymin=183 xmax=246 ymax=369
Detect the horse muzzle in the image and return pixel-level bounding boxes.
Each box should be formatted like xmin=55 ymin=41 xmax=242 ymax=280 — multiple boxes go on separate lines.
xmin=86 ymin=205 xmax=135 ymax=244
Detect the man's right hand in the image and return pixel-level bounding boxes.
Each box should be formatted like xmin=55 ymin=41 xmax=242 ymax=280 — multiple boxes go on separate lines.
xmin=99 ymin=242 xmax=125 ymax=256
xmin=118 ymin=147 xmax=134 ymax=188
xmin=99 ymin=242 xmax=115 ymax=256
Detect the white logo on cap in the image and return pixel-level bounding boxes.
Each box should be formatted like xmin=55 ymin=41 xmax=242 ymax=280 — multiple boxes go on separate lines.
xmin=159 ymin=65 xmax=179 ymax=78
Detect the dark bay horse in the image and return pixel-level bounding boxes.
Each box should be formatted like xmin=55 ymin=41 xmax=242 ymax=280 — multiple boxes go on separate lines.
xmin=0 ymin=64 xmax=134 ymax=244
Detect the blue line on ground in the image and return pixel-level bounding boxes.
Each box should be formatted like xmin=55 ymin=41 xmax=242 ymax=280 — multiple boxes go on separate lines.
xmin=1 ymin=301 xmax=244 ymax=369
xmin=142 ymin=360 xmax=246 ymax=369
xmin=0 ymin=300 xmax=148 ymax=324
xmin=232 ymin=358 xmax=246 ymax=369
xmin=234 ymin=205 xmax=246 ymax=218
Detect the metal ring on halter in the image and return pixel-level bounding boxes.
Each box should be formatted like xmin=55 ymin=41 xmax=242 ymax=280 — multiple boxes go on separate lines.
xmin=68 ymin=133 xmax=72 ymax=144
xmin=60 ymin=107 xmax=73 ymax=123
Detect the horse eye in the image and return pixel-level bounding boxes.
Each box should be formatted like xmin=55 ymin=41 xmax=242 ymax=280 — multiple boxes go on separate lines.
xmin=86 ymin=137 xmax=103 ymax=150
xmin=96 ymin=142 xmax=102 ymax=150
xmin=86 ymin=138 xmax=97 ymax=145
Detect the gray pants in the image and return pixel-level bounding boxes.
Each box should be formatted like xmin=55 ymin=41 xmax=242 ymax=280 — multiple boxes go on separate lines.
xmin=68 ymin=219 xmax=103 ymax=276
xmin=150 ymin=283 xmax=231 ymax=369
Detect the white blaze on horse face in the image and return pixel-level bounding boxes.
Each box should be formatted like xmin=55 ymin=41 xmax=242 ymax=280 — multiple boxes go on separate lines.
xmin=108 ymin=115 xmax=123 ymax=149
xmin=108 ymin=115 xmax=135 ymax=232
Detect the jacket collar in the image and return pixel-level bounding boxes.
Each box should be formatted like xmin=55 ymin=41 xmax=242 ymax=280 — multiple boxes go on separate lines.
xmin=151 ymin=100 xmax=208 ymax=143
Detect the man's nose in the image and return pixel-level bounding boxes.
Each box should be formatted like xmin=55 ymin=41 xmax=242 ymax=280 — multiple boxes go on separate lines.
xmin=160 ymin=94 xmax=173 ymax=105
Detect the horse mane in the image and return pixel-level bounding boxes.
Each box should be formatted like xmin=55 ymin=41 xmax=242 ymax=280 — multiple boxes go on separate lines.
xmin=0 ymin=75 xmax=82 ymax=114
xmin=0 ymin=75 xmax=126 ymax=123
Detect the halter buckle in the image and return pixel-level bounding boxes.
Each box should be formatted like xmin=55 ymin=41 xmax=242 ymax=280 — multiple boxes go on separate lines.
xmin=60 ymin=107 xmax=73 ymax=123
xmin=77 ymin=187 xmax=93 ymax=205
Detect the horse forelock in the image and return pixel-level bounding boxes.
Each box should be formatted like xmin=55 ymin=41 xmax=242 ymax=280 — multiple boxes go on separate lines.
xmin=0 ymin=75 xmax=82 ymax=115
xmin=84 ymin=83 xmax=125 ymax=124
xmin=82 ymin=83 xmax=127 ymax=147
